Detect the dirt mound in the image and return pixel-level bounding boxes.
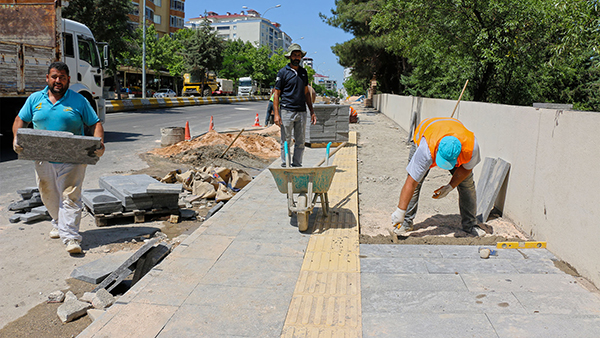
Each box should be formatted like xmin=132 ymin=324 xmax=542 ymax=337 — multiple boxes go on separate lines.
xmin=150 ymin=130 xmax=280 ymax=159
xmin=174 ymin=144 xmax=272 ymax=171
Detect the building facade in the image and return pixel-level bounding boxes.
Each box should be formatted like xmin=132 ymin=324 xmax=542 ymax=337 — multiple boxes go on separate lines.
xmin=185 ymin=9 xmax=292 ymax=54
xmin=128 ymin=0 xmax=186 ymax=37
xmin=314 ymin=73 xmax=337 ymax=92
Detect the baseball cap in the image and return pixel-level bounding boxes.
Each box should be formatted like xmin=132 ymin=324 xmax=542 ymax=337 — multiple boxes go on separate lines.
xmin=436 ymin=136 xmax=462 ymax=170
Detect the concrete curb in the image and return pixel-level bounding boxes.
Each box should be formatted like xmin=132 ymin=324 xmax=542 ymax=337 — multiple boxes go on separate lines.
xmin=106 ymin=95 xmax=268 ymax=113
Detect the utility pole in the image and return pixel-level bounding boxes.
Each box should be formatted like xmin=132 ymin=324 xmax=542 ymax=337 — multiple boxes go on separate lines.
xmin=142 ymin=0 xmax=146 ymax=99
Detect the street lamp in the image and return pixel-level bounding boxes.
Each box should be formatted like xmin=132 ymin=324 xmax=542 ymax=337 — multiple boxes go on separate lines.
xmin=263 ymin=4 xmax=281 ymax=17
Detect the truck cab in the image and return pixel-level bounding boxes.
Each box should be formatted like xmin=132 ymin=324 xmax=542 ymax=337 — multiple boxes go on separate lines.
xmin=237 ymin=77 xmax=257 ymax=96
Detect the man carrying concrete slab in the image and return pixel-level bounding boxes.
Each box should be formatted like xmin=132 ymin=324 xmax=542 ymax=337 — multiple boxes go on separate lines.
xmin=12 ymin=62 xmax=105 ymax=254
xmin=391 ymin=117 xmax=485 ymax=236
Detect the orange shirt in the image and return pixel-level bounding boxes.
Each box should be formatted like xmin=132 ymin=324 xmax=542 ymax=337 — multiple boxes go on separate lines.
xmin=413 ymin=117 xmax=475 ymax=168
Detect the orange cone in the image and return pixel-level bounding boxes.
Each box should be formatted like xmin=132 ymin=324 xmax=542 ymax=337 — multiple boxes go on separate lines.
xmin=253 ymin=113 xmax=261 ymax=127
xmin=185 ymin=121 xmax=191 ymax=140
xmin=209 ymin=116 xmax=214 ymax=131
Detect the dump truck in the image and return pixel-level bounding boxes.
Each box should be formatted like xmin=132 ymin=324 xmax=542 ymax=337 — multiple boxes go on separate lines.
xmin=0 ymin=0 xmax=108 ymax=149
xmin=214 ymin=78 xmax=234 ymax=96
xmin=237 ymin=76 xmax=257 ymax=96
xmin=182 ymin=72 xmax=218 ymax=97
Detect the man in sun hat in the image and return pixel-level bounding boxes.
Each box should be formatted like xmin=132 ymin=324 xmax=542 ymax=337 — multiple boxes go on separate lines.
xmin=391 ymin=117 xmax=484 ymax=237
xmin=273 ymin=43 xmax=316 ymax=167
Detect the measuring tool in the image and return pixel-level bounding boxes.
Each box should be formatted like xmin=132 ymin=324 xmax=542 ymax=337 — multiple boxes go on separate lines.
xmin=496 ymin=241 xmax=546 ymax=249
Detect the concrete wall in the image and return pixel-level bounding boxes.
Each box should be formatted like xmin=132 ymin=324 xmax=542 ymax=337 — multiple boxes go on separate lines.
xmin=374 ymin=94 xmax=600 ymax=287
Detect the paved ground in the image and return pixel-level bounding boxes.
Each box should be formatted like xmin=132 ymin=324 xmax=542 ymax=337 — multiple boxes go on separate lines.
xmin=78 ymin=131 xmax=600 ymax=337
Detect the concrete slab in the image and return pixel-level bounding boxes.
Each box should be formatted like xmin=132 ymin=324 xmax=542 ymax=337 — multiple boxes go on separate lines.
xmin=462 ymin=273 xmax=591 ymax=293
xmin=512 ymin=291 xmax=600 ymax=315
xmin=360 ymin=244 xmax=443 ymax=258
xmin=360 ymin=257 xmax=430 ymax=274
xmin=17 ymin=128 xmax=102 ymax=164
xmin=488 ymin=314 xmax=600 ymax=337
xmin=476 ymin=157 xmax=510 ymax=223
xmin=424 ymin=258 xmax=519 ymax=274
xmin=70 ymin=252 xmax=132 ymax=284
xmin=361 ymin=273 xmax=468 ymax=292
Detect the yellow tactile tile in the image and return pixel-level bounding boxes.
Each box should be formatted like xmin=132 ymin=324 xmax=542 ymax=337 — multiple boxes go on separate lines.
xmin=282 ymin=132 xmax=361 ymax=338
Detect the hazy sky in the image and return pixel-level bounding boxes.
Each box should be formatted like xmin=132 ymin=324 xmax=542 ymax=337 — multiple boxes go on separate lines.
xmin=185 ymin=0 xmax=354 ymax=85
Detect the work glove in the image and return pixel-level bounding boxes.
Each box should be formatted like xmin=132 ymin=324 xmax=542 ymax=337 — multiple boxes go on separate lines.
xmin=432 ymin=184 xmax=453 ymax=199
xmin=13 ymin=139 xmax=23 ymax=154
xmin=391 ymin=208 xmax=406 ymax=228
xmin=94 ymin=143 xmax=105 ymax=157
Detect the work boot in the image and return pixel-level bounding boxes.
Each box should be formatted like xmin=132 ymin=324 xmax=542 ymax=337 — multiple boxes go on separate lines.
xmin=467 ymin=226 xmax=486 ymax=237
xmin=66 ymin=239 xmax=82 ymax=254
xmin=49 ymin=228 xmax=59 ymax=239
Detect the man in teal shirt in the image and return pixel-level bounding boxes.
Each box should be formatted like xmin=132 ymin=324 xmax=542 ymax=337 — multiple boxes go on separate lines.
xmin=12 ymin=62 xmax=105 ymax=254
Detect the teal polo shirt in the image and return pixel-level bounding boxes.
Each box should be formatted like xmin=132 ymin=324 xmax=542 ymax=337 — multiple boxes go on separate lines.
xmin=18 ymin=87 xmax=99 ymax=136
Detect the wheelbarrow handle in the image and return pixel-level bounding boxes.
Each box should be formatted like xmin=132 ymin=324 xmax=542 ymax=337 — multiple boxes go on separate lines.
xmin=316 ymin=141 xmax=347 ymax=167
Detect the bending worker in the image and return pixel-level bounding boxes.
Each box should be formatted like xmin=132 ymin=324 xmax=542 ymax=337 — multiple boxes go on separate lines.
xmin=391 ymin=117 xmax=485 ymax=237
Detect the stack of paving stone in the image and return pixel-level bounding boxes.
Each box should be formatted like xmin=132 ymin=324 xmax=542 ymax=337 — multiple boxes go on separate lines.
xmin=82 ymin=189 xmax=124 ymax=215
xmin=8 ymin=187 xmax=50 ymax=223
xmin=305 ymin=104 xmax=350 ymax=145
xmin=97 ymin=175 xmax=181 ymax=212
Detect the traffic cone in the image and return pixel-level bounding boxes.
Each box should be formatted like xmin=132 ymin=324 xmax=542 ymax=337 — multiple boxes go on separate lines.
xmin=185 ymin=121 xmax=191 ymax=141
xmin=253 ymin=113 xmax=261 ymax=127
xmin=209 ymin=116 xmax=214 ymax=131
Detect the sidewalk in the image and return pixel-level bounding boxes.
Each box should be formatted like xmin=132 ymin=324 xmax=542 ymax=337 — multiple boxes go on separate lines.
xmin=79 ymin=131 xmax=600 ymax=337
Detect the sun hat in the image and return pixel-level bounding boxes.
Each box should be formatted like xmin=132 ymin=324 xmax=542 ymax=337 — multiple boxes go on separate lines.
xmin=436 ymin=136 xmax=462 ymax=170
xmin=285 ymin=43 xmax=307 ymax=58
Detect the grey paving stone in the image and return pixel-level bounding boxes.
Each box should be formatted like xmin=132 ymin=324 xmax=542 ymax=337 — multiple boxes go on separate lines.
xmin=147 ymin=183 xmax=182 ymax=194
xmin=510 ymin=259 xmax=564 ymax=274
xmin=169 ymin=235 xmax=234 ymax=260
xmin=362 ymin=290 xmax=526 ymax=314
xmin=513 ymin=248 xmax=558 ymax=260
xmin=16 ymin=187 xmax=38 ymax=199
xmin=488 ymin=314 xmax=600 ymax=338
xmin=8 ymin=194 xmax=43 ymax=211
xmin=30 ymin=205 xmax=48 ymax=215
xmin=157 ymin=304 xmax=285 ymax=337
xmin=70 ymin=252 xmax=131 ymax=284
xmin=361 ymin=273 xmax=468 ymax=292
xmin=512 ymin=291 xmax=600 ymax=315
xmin=82 ymin=189 xmax=123 ymax=214
xmin=234 ymin=227 xmax=311 ymax=244
xmin=17 ymin=128 xmax=102 ymax=164
xmin=224 ymin=239 xmax=307 ymax=257
xmin=362 ymin=313 xmax=497 ymax=338
xmin=424 ymin=258 xmax=519 ymax=274
xmin=476 ymin=157 xmax=511 ymax=223
xmin=200 ymin=265 xmax=300 ymax=288
xmin=361 ymin=257 xmax=430 ymax=274
xmin=183 ymin=284 xmax=295 ymax=309
xmin=462 ymin=274 xmax=590 ymax=293
xmin=360 ymin=244 xmax=443 ymax=258
xmin=21 ymin=212 xmax=50 ymax=223
xmin=9 ymin=214 xmax=20 ymax=223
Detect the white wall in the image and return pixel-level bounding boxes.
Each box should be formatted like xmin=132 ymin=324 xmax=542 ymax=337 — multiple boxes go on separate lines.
xmin=374 ymin=94 xmax=600 ymax=287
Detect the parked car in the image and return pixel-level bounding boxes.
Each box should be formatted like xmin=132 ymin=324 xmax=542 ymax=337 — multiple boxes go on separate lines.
xmin=153 ymin=88 xmax=176 ymax=98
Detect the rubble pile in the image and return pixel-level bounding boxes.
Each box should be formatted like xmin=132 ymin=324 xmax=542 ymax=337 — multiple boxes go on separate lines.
xmin=8 ymin=187 xmax=50 ymax=223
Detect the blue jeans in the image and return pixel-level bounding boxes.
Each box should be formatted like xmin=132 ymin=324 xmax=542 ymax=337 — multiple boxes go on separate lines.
xmin=403 ymin=143 xmax=478 ymax=231
xmin=280 ymin=108 xmax=307 ymax=167
xmin=265 ymin=101 xmax=274 ymax=125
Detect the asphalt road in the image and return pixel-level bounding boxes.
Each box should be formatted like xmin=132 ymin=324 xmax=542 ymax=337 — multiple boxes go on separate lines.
xmin=0 ymin=100 xmax=270 ymax=204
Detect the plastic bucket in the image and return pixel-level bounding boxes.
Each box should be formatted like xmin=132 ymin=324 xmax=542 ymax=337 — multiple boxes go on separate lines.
xmin=160 ymin=127 xmax=185 ymax=147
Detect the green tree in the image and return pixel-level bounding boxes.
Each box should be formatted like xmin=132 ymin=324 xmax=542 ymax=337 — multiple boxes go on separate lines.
xmin=343 ymin=75 xmax=368 ymax=97
xmin=219 ymin=39 xmax=253 ymax=85
xmin=181 ymin=17 xmax=225 ymax=85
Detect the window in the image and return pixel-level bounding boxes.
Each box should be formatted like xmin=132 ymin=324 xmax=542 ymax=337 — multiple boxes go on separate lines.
xmin=77 ymin=35 xmax=100 ymax=68
xmin=153 ymin=0 xmax=161 ymax=6
xmin=233 ymin=33 xmax=236 ymax=38
xmin=63 ymin=32 xmax=74 ymax=57
xmin=170 ymin=15 xmax=184 ymax=28
xmin=154 ymin=14 xmax=161 ymax=24
xmin=145 ymin=7 xmax=154 ymax=21
xmin=217 ymin=26 xmax=230 ymax=31
xmin=233 ymin=26 xmax=237 ymax=30
xmin=170 ymin=0 xmax=184 ymax=11
xmin=131 ymin=2 xmax=139 ymax=16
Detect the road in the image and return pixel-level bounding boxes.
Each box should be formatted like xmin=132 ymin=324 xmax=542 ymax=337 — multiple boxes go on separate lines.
xmin=0 ymin=100 xmax=269 ymax=204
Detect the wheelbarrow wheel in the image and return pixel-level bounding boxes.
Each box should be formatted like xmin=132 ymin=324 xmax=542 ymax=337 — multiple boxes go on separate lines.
xmin=297 ymin=195 xmax=309 ymax=232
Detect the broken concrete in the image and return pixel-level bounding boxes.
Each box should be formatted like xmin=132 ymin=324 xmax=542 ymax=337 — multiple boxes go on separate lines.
xmin=86 ymin=308 xmax=106 ymax=322
xmin=91 ymin=288 xmax=115 ymax=309
xmin=21 ymin=212 xmax=50 ymax=223
xmin=47 ymin=290 xmax=65 ymax=303
xmin=16 ymin=187 xmax=38 ymax=200
xmin=8 ymin=193 xmax=42 ymax=211
xmin=70 ymin=251 xmax=132 ymax=284
xmin=17 ymin=128 xmax=102 ymax=165
xmin=57 ymin=297 xmax=91 ymax=323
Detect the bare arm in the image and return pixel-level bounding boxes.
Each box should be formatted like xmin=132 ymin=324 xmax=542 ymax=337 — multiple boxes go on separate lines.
xmin=397 ymin=174 xmax=419 ymax=210
xmin=12 ymin=116 xmax=27 ymax=153
xmin=305 ymin=86 xmax=316 ymax=125
xmin=91 ymin=122 xmax=105 ymax=157
xmin=449 ymin=166 xmax=472 ymax=188
xmin=273 ymin=89 xmax=281 ymax=126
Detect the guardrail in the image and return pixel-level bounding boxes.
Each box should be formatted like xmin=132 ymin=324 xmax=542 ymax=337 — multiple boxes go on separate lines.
xmin=106 ymin=95 xmax=268 ymax=113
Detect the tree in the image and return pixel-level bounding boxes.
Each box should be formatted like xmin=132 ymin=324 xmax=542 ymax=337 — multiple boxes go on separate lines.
xmin=219 ymin=39 xmax=253 ymax=85
xmin=181 ymin=17 xmax=225 ymax=84
xmin=343 ymin=74 xmax=368 ymax=97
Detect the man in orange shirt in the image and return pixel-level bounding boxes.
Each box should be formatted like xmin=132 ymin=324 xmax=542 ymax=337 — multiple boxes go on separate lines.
xmin=391 ymin=117 xmax=485 ymax=237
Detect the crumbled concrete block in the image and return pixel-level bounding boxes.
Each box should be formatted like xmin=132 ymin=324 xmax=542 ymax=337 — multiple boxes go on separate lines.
xmin=17 ymin=187 xmax=38 ymax=199
xmin=17 ymin=128 xmax=102 ymax=165
xmin=87 ymin=308 xmax=106 ymax=322
xmin=80 ymin=292 xmax=95 ymax=303
xmin=65 ymin=291 xmax=78 ymax=302
xmin=47 ymin=290 xmax=65 ymax=303
xmin=92 ymin=288 xmax=115 ymax=309
xmin=70 ymin=252 xmax=131 ymax=284
xmin=9 ymin=215 xmax=21 ymax=223
xmin=57 ymin=298 xmax=91 ymax=323
xmin=8 ymin=194 xmax=43 ymax=211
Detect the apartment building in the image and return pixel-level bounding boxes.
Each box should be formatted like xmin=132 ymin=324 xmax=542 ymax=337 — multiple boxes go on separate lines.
xmin=185 ymin=9 xmax=292 ymax=54
xmin=314 ymin=73 xmax=337 ymax=92
xmin=128 ymin=0 xmax=186 ymax=37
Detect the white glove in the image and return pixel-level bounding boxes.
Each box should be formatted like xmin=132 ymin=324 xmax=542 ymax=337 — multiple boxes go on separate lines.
xmin=432 ymin=184 xmax=453 ymax=199
xmin=391 ymin=208 xmax=406 ymax=228
xmin=13 ymin=139 xmax=23 ymax=154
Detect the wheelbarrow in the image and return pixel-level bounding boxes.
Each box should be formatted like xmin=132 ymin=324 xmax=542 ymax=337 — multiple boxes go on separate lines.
xmin=268 ymin=142 xmax=344 ymax=231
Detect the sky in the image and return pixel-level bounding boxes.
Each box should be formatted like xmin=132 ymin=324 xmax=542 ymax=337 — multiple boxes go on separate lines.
xmin=185 ymin=0 xmax=354 ymax=85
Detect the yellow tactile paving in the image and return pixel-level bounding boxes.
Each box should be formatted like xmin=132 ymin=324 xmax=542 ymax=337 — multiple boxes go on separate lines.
xmin=282 ymin=132 xmax=361 ymax=338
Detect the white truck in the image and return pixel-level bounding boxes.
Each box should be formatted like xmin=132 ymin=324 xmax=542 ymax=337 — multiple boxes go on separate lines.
xmin=0 ymin=0 xmax=108 ymax=149
xmin=237 ymin=77 xmax=257 ymax=96
xmin=214 ymin=78 xmax=234 ymax=96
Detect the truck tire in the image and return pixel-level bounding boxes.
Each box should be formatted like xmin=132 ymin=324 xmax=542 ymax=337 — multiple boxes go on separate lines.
xmin=202 ymin=88 xmax=211 ymax=97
